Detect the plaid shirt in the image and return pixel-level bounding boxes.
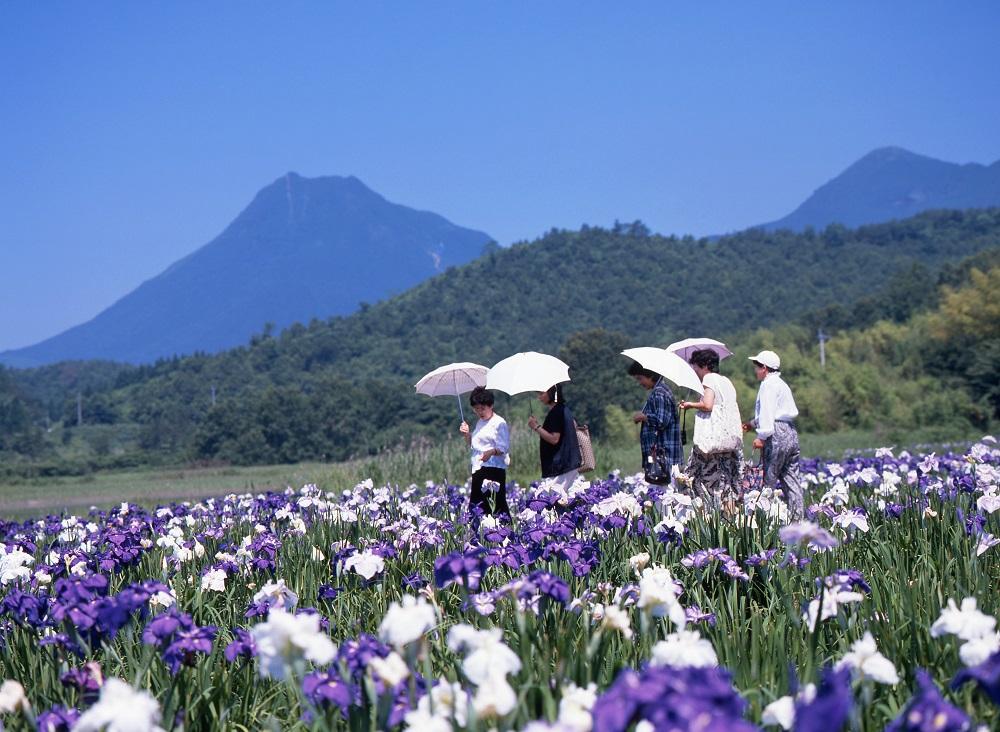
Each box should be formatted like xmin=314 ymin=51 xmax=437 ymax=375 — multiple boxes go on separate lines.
xmin=640 ymin=378 xmax=682 ymax=466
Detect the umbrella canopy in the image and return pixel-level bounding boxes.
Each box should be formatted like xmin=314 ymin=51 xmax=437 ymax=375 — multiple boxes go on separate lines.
xmin=415 ymin=362 xmax=489 ymax=421
xmin=486 ymin=351 xmax=571 ymax=396
xmin=622 ymin=347 xmax=704 ymax=394
xmin=414 ymin=362 xmax=489 ymax=397
xmin=666 ymin=337 xmax=733 ymax=363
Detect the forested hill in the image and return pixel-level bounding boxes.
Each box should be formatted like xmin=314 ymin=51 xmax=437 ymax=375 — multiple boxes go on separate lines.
xmin=6 ymin=208 xmax=1000 ymax=469
xmin=166 ymin=207 xmax=997 ymax=381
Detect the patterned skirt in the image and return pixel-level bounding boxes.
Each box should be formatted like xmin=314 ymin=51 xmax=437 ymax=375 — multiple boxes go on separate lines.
xmin=685 ymin=447 xmax=742 ymax=508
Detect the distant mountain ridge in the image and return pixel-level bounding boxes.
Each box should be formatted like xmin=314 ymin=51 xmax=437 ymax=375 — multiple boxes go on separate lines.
xmin=760 ymin=146 xmax=1000 ymax=231
xmin=7 ymin=146 xmax=1000 ymax=368
xmin=0 ymin=173 xmax=492 ymax=367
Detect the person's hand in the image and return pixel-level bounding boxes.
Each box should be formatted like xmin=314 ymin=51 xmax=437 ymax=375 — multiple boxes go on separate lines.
xmin=752 ymin=438 xmax=764 ymax=450
xmin=632 ymin=412 xmax=646 ymax=424
xmin=459 ymin=422 xmax=470 ymax=435
xmin=679 ymin=401 xmax=690 ymax=411
xmin=741 ymin=421 xmax=753 ymax=433
xmin=528 ymin=416 xmax=539 ymax=431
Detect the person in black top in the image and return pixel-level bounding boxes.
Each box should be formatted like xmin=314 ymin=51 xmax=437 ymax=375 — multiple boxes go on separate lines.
xmin=527 ymin=383 xmax=581 ymax=489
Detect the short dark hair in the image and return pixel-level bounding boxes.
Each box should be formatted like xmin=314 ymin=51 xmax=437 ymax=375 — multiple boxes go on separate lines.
xmin=545 ymin=383 xmax=565 ymax=404
xmin=752 ymin=360 xmax=778 ymax=373
xmin=627 ymin=361 xmax=658 ymax=380
xmin=689 ymin=349 xmax=720 ymax=372
xmin=469 ymin=386 xmax=494 ymax=407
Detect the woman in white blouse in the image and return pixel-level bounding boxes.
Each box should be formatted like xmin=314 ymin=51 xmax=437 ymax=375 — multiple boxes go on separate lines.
xmin=679 ymin=349 xmax=744 ymax=511
xmin=459 ymin=386 xmax=511 ymax=518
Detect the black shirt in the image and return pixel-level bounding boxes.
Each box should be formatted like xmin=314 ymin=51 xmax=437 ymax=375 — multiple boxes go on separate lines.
xmin=539 ymin=403 xmax=580 ymax=478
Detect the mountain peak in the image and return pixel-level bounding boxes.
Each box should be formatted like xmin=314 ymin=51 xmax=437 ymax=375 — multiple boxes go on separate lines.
xmin=852 ymin=146 xmax=927 ymax=167
xmin=1 ymin=176 xmax=492 ymax=366
xmin=761 ymin=147 xmax=1000 ymax=232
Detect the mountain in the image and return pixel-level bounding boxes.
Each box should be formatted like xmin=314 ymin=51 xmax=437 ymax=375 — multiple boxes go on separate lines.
xmin=0 ymin=173 xmax=492 ymax=367
xmin=761 ymin=147 xmax=1000 ymax=231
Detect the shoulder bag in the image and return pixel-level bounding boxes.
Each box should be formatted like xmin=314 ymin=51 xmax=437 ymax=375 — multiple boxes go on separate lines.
xmin=575 ymin=421 xmax=596 ymax=473
xmin=644 ymin=428 xmax=672 ymax=485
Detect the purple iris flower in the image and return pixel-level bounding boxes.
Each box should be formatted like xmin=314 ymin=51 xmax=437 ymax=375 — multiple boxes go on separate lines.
xmin=959 ymin=509 xmax=987 ymax=537
xmin=952 ymin=650 xmax=1000 ymax=707
xmin=53 ymin=575 xmax=109 ymax=605
xmin=338 ymin=633 xmax=391 ymax=682
xmin=224 ymin=628 xmax=257 ymax=663
xmin=1 ymin=588 xmax=48 ymax=626
xmin=888 ymin=670 xmax=972 ymax=731
xmin=884 ymin=503 xmax=905 ymax=519
xmin=590 ymin=665 xmax=758 ymax=732
xmin=685 ymin=605 xmax=717 ymax=627
xmin=779 ymin=522 xmax=839 ymax=549
xmin=824 ymin=569 xmax=872 ymax=595
xmin=481 ymin=523 xmax=512 ymax=543
xmin=484 ymin=543 xmax=538 ymax=571
xmin=778 ymin=552 xmax=811 ymax=570
xmin=302 ymin=670 xmax=354 ymax=717
xmin=544 ymin=540 xmax=600 ymax=576
xmin=952 ymin=474 xmax=977 ymax=494
xmin=721 ymin=559 xmax=750 ymax=581
xmin=524 ymin=570 xmax=571 ymax=606
xmin=39 ymin=633 xmax=86 ymax=659
xmin=745 ymin=549 xmax=779 ymax=568
xmin=142 ymin=609 xmax=217 ymax=675
xmin=793 ymin=667 xmax=852 ymax=732
xmin=60 ymin=662 xmax=103 ymax=702
xmin=247 ymin=532 xmax=283 ymax=572
xmin=35 ymin=705 xmax=81 ymax=732
xmin=401 ymin=573 xmax=428 ymax=590
xmin=93 ymin=597 xmax=134 ymax=637
xmin=318 ymin=584 xmax=342 ymax=601
xmin=434 ymin=550 xmax=486 ymax=591
xmin=656 ymin=524 xmax=685 ymax=547
xmin=683 ymin=548 xmax=749 ymax=582
xmin=244 ymin=599 xmax=272 ymax=618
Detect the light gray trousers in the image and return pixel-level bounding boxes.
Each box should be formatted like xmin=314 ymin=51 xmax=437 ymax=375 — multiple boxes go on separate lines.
xmin=763 ymin=421 xmax=804 ymax=520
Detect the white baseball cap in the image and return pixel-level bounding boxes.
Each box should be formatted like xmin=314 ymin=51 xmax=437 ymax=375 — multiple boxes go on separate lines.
xmin=748 ymin=350 xmax=781 ymax=370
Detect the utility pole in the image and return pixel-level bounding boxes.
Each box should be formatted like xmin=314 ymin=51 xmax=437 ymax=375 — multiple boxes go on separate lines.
xmin=818 ymin=329 xmax=830 ymax=368
xmin=76 ymin=392 xmax=83 ymax=426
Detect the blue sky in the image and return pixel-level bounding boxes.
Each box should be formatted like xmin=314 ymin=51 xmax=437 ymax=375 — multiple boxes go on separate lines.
xmin=2 ymin=2 xmax=999 ymax=351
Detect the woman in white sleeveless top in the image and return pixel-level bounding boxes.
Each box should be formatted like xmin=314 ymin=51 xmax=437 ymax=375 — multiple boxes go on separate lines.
xmin=679 ymin=349 xmax=743 ymax=511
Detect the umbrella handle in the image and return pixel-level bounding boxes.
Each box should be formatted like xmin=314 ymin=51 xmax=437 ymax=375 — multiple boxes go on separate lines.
xmin=457 ymin=392 xmax=465 ymax=422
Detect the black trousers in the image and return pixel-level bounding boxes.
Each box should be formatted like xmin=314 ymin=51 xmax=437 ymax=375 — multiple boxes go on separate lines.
xmin=470 ymin=466 xmax=510 ymax=517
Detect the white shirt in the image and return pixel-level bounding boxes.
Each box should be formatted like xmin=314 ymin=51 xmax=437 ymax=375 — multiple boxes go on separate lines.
xmin=693 ymin=372 xmax=743 ymax=452
xmin=470 ymin=413 xmax=510 ymax=473
xmin=754 ymin=372 xmax=798 ymax=440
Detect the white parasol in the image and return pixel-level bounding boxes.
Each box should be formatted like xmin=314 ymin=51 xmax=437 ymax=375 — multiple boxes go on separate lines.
xmin=486 ymin=351 xmax=571 ymax=396
xmin=666 ymin=337 xmax=733 ymax=363
xmin=414 ymin=362 xmax=489 ymax=420
xmin=622 ymin=347 xmax=704 ymax=394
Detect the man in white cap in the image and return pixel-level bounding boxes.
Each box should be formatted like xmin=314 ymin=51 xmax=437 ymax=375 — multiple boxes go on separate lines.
xmin=743 ymin=350 xmax=803 ymax=519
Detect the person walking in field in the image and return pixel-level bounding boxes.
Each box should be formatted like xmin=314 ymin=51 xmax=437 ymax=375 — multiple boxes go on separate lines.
xmin=527 ymin=383 xmax=581 ymax=491
xmin=460 ymin=386 xmax=511 ymax=518
xmin=743 ymin=350 xmax=804 ymax=519
xmin=679 ymin=348 xmax=743 ymax=512
xmin=628 ymin=361 xmax=682 ymax=484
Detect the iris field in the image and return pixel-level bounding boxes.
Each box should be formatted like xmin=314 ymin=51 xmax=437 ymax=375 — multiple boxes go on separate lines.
xmin=1 ymin=438 xmax=999 ymax=731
